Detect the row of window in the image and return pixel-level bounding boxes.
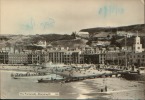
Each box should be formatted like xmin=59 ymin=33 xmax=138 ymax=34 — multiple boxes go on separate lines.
xmin=129 ymin=55 xmax=145 ymax=58
xmin=129 ymin=59 xmax=145 ymax=62
xmin=9 ymin=60 xmax=27 ymax=62
xmin=8 ymin=57 xmax=28 ymax=59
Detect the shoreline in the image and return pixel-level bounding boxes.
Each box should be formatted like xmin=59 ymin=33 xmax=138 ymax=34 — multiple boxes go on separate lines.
xmin=1 ymin=70 xmax=145 ymax=99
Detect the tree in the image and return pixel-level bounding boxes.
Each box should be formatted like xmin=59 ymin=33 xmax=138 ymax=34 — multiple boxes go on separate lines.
xmin=110 ymin=35 xmax=116 ymax=45
xmin=5 ymin=42 xmax=11 ymax=47
xmin=107 ymin=34 xmax=111 ymax=39
xmin=86 ymin=40 xmax=92 ymax=46
xmin=71 ymin=31 xmax=76 ymax=39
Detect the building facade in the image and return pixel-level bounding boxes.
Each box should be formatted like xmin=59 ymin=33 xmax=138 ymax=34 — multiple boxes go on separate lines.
xmin=0 ymin=51 xmax=8 ymax=64
xmin=27 ymin=51 xmax=45 ymax=64
xmin=47 ymin=50 xmax=65 ymax=63
xmin=8 ymin=52 xmax=28 ymax=64
xmin=128 ymin=51 xmax=145 ymax=67
xmin=63 ymin=51 xmax=83 ymax=64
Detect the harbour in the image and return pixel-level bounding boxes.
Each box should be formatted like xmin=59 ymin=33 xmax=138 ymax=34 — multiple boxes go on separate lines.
xmin=0 ymin=65 xmax=145 ymax=99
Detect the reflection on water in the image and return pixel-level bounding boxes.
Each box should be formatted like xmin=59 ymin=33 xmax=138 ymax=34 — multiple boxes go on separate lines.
xmin=1 ymin=70 xmax=145 ymax=99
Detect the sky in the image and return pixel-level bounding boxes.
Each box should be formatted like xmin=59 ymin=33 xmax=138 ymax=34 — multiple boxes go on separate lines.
xmin=0 ymin=0 xmax=144 ymax=35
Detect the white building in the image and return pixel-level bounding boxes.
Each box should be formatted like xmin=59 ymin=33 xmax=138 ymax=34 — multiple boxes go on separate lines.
xmin=133 ymin=34 xmax=144 ymax=53
xmin=36 ymin=40 xmax=47 ymax=48
xmin=78 ymin=32 xmax=89 ymax=38
xmin=117 ymin=31 xmax=135 ymax=38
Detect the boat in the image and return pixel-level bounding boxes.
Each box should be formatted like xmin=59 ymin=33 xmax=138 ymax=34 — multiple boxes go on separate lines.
xmin=121 ymin=67 xmax=145 ymax=81
xmin=11 ymin=72 xmax=46 ymax=79
xmin=11 ymin=75 xmax=18 ymax=79
xmin=37 ymin=78 xmax=65 ymax=83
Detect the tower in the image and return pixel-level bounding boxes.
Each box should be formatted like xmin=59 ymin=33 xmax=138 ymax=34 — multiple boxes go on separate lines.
xmin=133 ymin=32 xmax=143 ymax=53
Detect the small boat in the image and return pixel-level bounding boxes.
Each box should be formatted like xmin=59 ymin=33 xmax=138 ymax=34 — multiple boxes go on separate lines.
xmin=11 ymin=73 xmax=18 ymax=79
xmin=12 ymin=76 xmax=18 ymax=79
xmin=11 ymin=72 xmax=46 ymax=79
xmin=37 ymin=78 xmax=65 ymax=83
xmin=38 ymin=78 xmax=52 ymax=83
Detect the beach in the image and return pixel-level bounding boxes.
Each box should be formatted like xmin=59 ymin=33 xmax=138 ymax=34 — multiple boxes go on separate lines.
xmin=0 ymin=66 xmax=145 ymax=99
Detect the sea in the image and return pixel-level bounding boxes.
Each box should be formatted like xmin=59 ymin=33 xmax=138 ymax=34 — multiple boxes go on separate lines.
xmin=0 ymin=70 xmax=145 ymax=99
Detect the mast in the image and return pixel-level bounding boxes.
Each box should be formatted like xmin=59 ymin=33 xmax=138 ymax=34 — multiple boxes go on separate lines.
xmin=125 ymin=33 xmax=127 ymax=69
xmin=117 ymin=28 xmax=119 ymax=66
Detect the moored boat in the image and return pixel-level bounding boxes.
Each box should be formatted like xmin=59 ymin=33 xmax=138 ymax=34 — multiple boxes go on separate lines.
xmin=38 ymin=78 xmax=65 ymax=83
xmin=121 ymin=67 xmax=145 ymax=81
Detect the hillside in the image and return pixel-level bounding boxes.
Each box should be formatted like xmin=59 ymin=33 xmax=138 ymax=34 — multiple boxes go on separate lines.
xmin=51 ymin=39 xmax=87 ymax=48
xmin=80 ymin=24 xmax=145 ymax=34
xmin=0 ymin=24 xmax=145 ymax=50
xmin=0 ymin=35 xmax=31 ymax=49
xmin=80 ymin=24 xmax=145 ymax=48
xmin=114 ymin=36 xmax=145 ymax=48
xmin=0 ymin=34 xmax=84 ymax=50
xmin=30 ymin=34 xmax=75 ymax=44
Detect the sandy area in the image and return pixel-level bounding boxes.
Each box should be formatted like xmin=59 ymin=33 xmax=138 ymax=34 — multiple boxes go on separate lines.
xmin=0 ymin=65 xmax=145 ymax=99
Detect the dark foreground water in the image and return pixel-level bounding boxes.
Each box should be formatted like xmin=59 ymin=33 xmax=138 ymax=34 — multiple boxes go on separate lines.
xmin=0 ymin=70 xmax=145 ymax=99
